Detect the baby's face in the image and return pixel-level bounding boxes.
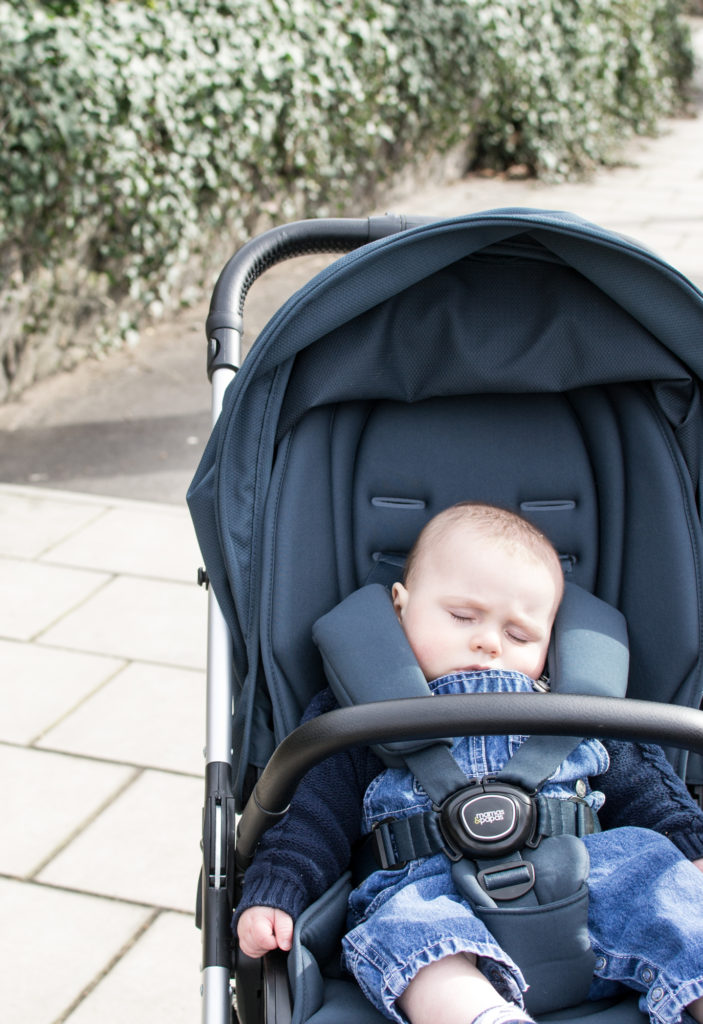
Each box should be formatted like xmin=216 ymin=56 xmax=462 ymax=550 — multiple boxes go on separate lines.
xmin=392 ymin=529 xmax=560 ymax=682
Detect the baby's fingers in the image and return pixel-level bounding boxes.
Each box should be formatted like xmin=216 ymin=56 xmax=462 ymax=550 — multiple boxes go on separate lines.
xmin=237 ymin=907 xmax=294 ymax=958
xmin=272 ymin=908 xmax=294 ymax=951
xmin=237 ymin=907 xmax=279 ymax=958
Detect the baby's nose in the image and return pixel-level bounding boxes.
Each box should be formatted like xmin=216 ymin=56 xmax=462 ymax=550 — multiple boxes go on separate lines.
xmin=470 ymin=628 xmax=501 ymax=655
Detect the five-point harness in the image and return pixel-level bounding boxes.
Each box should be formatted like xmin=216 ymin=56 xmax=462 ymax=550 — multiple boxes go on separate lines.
xmin=312 ymin=582 xmax=629 ymax=1016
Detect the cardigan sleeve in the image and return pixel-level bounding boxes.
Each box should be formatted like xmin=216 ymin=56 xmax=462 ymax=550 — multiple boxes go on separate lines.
xmin=594 ymin=739 xmax=703 ymax=860
xmin=234 ymin=688 xmax=383 ymax=924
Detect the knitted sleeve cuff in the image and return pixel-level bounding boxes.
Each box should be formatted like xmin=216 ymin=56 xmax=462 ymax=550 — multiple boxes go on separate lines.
xmin=663 ymin=826 xmax=703 ymax=861
xmin=233 ymin=873 xmax=309 ymax=928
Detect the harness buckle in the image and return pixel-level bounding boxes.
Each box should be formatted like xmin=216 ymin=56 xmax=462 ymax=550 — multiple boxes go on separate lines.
xmin=439 ymin=781 xmax=536 ymax=859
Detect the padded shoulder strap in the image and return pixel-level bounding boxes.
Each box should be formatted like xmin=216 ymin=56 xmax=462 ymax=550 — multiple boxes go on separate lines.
xmin=312 ymin=583 xmax=456 ymax=768
xmin=549 ymin=583 xmax=629 ymax=697
xmin=498 ymin=585 xmax=629 ymax=791
xmin=312 ymin=581 xmax=630 ymax=786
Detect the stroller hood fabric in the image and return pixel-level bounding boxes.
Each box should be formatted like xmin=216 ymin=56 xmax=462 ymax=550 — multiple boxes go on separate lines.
xmin=187 ymin=209 xmax=703 ymax=791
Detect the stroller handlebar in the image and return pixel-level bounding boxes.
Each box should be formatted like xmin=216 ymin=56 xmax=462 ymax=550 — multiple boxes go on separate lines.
xmin=205 ymin=214 xmax=434 ymax=379
xmin=236 ymin=692 xmax=703 ymax=865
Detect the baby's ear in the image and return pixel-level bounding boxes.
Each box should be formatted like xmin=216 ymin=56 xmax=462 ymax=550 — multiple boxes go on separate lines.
xmin=391 ymin=582 xmax=408 ymax=620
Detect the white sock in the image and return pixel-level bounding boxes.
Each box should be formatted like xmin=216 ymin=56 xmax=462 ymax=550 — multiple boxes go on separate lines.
xmin=472 ymin=1005 xmax=535 ymax=1024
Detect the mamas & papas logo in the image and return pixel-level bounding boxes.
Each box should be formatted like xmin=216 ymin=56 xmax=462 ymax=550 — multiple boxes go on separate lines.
xmin=474 ymin=808 xmax=506 ymax=827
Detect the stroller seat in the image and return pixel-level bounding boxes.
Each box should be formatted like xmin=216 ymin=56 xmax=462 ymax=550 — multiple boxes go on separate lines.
xmin=260 ymin=388 xmax=699 ymax=1024
xmin=188 ymin=211 xmax=703 ymax=1024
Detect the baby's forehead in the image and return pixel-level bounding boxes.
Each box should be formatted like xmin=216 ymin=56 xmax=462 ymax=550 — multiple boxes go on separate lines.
xmin=407 ymin=522 xmax=493 ymax=579
xmin=422 ymin=520 xmax=523 ymax=561
xmin=412 ymin=521 xmax=562 ymax=598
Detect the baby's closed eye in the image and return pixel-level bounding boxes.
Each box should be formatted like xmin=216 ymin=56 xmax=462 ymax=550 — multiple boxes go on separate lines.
xmin=449 ymin=611 xmax=476 ymax=624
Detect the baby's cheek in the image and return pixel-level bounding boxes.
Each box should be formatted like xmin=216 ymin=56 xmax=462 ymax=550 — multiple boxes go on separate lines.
xmin=411 ymin=640 xmax=445 ymax=679
xmin=522 ymin=649 xmax=548 ymax=681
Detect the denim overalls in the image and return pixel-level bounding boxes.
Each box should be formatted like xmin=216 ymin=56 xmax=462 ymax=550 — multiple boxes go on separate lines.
xmin=341 ymin=670 xmax=703 ymax=1024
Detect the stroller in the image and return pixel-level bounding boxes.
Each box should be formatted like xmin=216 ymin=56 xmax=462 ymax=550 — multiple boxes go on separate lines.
xmin=188 ymin=210 xmax=703 ymax=1024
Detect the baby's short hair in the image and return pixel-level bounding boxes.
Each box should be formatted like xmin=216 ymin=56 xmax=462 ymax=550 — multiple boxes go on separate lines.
xmin=404 ymin=502 xmax=563 ymax=597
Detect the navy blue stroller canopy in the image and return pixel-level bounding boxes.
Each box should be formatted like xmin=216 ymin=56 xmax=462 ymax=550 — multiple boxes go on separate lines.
xmin=188 ymin=210 xmax=703 ymax=806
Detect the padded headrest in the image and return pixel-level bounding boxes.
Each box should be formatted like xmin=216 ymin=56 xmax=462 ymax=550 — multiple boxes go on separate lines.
xmin=549 ymin=583 xmax=628 ymax=698
xmin=312 ymin=583 xmax=447 ymax=766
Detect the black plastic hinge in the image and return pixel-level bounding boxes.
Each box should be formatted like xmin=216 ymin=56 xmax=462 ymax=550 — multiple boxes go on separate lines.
xmin=201 ymin=761 xmax=237 ymax=971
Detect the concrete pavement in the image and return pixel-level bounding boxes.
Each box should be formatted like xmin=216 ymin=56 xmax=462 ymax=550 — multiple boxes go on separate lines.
xmin=1 ymin=485 xmax=205 ymax=1023
xmin=2 ymin=17 xmax=703 ymax=1024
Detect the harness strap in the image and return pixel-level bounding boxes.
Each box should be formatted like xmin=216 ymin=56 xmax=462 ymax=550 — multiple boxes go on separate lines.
xmin=496 ymin=733 xmax=584 ymax=792
xmin=314 ymin=582 xmax=621 ymax=884
xmin=360 ymin=795 xmax=600 ymax=874
xmin=534 ymin=793 xmax=600 ymax=838
xmin=403 ymin=733 xmax=588 ymax=808
xmin=370 ymin=810 xmax=448 ymax=870
xmin=404 ymin=745 xmax=471 ymax=804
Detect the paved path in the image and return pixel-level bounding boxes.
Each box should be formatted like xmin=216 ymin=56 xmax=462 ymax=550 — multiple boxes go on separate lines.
xmin=2 ymin=18 xmax=703 ymax=1024
xmin=1 ymin=485 xmax=206 ymax=1023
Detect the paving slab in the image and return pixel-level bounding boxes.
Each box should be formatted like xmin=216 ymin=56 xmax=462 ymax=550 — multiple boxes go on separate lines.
xmin=37 ymin=769 xmax=203 ymax=912
xmin=0 ymin=484 xmax=207 ymax=1021
xmin=43 ymin=502 xmax=204 ymax=583
xmin=0 ymin=639 xmax=123 ymax=745
xmin=0 ymin=556 xmax=110 ymax=642
xmin=38 ymin=574 xmax=207 ymax=669
xmin=0 ymin=877 xmax=153 ymax=1024
xmin=0 ymin=489 xmax=105 ymax=559
xmin=39 ymin=660 xmax=206 ymax=775
xmin=64 ymin=910 xmax=202 ymax=1024
xmin=0 ymin=743 xmax=136 ymax=878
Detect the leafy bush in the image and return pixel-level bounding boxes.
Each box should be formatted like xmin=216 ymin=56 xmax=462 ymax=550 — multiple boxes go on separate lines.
xmin=0 ymin=0 xmax=693 ymax=395
xmin=469 ymin=0 xmax=693 ymax=173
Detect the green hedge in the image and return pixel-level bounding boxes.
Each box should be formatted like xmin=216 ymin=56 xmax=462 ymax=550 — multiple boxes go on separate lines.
xmin=0 ymin=0 xmax=693 ymax=392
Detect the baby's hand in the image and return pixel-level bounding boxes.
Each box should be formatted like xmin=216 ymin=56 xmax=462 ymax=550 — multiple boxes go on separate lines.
xmin=237 ymin=906 xmax=294 ymax=958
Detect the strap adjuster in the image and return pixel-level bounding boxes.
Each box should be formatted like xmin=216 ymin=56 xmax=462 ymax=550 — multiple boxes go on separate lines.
xmin=533 ymin=794 xmax=600 ymax=841
xmin=371 ymin=819 xmax=407 ymax=871
xmin=477 ymin=859 xmax=536 ymax=901
xmin=572 ymin=796 xmax=600 ymax=835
